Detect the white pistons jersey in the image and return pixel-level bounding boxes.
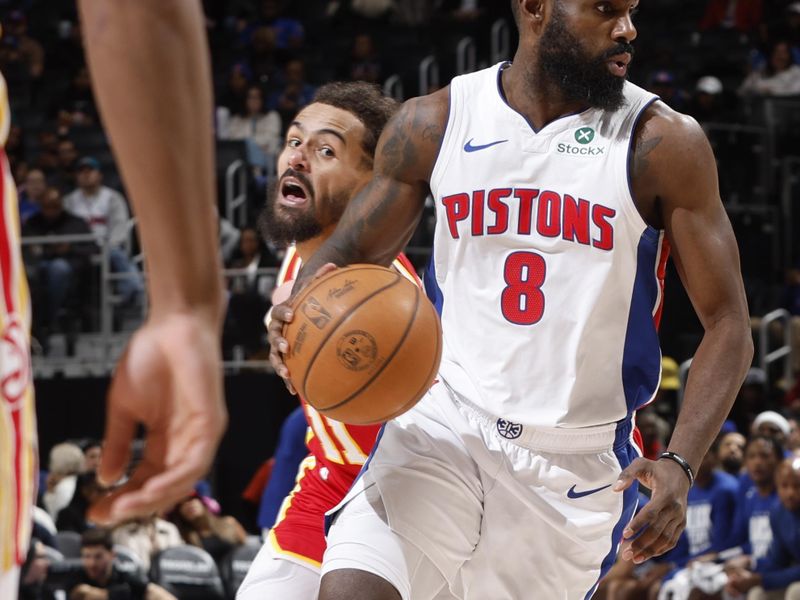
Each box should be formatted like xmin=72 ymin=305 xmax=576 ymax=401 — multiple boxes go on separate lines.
xmin=426 ymin=62 xmax=667 ymax=429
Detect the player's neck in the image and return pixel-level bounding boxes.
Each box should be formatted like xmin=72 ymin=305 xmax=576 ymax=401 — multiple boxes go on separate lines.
xmin=295 ymin=224 xmax=338 ymax=262
xmin=502 ymin=57 xmax=589 ymax=131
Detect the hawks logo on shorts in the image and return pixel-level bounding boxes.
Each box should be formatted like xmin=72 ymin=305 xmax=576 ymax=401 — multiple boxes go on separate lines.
xmin=265 ymin=247 xmax=420 ymax=566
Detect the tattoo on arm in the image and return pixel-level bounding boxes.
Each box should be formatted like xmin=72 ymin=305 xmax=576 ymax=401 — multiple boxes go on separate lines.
xmin=632 ymin=134 xmax=663 ymax=180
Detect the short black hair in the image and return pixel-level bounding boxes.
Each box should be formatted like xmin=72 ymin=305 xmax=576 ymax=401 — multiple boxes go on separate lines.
xmin=311 ymin=81 xmax=399 ymax=164
xmin=746 ymin=434 xmax=784 ymax=462
xmin=81 ymin=527 xmax=113 ymax=551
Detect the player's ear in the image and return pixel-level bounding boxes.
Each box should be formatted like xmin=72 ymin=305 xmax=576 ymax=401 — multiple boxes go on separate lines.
xmin=523 ymin=0 xmax=545 ymax=23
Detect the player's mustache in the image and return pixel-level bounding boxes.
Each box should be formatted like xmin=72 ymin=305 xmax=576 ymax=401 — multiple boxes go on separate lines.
xmin=601 ymin=42 xmax=635 ymax=61
xmin=280 ymin=168 xmax=314 ymax=200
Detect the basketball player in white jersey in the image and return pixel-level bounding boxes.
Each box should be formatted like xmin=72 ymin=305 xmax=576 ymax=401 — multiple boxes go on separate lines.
xmin=268 ymin=1 xmax=753 ymax=598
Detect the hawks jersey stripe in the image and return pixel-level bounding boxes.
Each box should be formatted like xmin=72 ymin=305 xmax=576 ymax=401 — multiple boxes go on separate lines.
xmin=0 ymin=73 xmax=36 ymax=571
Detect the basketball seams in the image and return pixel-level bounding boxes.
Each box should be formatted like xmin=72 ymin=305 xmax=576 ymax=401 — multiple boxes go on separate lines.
xmin=319 ymin=281 xmax=421 ymax=414
xmin=381 ymin=294 xmax=442 ymax=421
xmin=298 ymin=267 xmax=403 ymax=397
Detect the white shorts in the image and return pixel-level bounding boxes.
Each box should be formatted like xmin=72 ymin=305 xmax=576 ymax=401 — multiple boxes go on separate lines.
xmin=322 ymin=381 xmax=640 ymax=600
xmin=236 ymin=542 xmax=320 ymax=600
xmin=0 ymin=566 xmax=19 ymax=600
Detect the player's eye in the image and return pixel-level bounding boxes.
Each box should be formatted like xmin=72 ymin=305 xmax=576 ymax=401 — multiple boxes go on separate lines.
xmin=595 ymin=2 xmax=614 ymax=14
xmin=287 ymin=138 xmax=301 ymax=148
xmin=318 ymin=146 xmax=335 ymax=158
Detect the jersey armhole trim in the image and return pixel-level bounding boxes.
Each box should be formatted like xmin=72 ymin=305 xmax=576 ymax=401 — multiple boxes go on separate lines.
xmin=620 ymin=96 xmax=661 ymax=240
xmin=430 ymin=85 xmax=458 ymax=198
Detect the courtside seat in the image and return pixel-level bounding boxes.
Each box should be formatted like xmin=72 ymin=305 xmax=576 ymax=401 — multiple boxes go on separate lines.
xmin=149 ymin=545 xmax=225 ymax=600
xmin=113 ymin=544 xmax=147 ymax=579
xmin=54 ymin=530 xmax=82 ymax=559
xmin=219 ymin=542 xmax=261 ymax=599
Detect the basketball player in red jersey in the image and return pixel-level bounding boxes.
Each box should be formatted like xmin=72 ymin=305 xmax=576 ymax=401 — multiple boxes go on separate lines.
xmin=236 ymin=82 xmax=409 ymax=599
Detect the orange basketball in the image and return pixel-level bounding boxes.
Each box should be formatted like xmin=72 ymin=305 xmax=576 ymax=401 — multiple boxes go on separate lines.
xmin=282 ymin=264 xmax=442 ymax=425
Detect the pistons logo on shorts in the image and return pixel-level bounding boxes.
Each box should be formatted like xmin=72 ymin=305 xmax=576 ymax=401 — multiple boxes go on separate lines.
xmin=496 ymin=418 xmax=523 ymax=440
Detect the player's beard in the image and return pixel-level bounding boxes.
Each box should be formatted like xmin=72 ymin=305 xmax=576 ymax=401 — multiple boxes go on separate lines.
xmin=259 ymin=174 xmax=322 ymax=246
xmin=538 ymin=3 xmax=632 ymax=112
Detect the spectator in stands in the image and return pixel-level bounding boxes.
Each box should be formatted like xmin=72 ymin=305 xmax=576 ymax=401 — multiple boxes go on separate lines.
xmin=80 ymin=439 xmax=102 ymax=473
xmin=34 ymin=130 xmax=60 ymax=175
xmin=752 ymin=410 xmax=792 ymax=450
xmin=18 ymin=168 xmax=46 ymax=223
xmin=345 ymin=32 xmax=383 ymax=84
xmin=726 ymin=457 xmax=800 ymax=599
xmin=54 ymin=66 xmax=98 ymax=135
xmin=221 ymin=85 xmax=282 ymax=165
xmin=636 ymin=407 xmax=669 ymax=460
xmin=22 ymin=186 xmax=96 ymax=338
xmin=247 ymin=26 xmax=279 ymax=84
xmin=739 ymin=40 xmax=800 ymax=97
xmin=224 ymin=226 xmax=276 ymax=358
xmin=253 ymin=0 xmax=304 ymax=51
xmin=687 ymin=75 xmax=737 ymax=123
xmin=64 ymin=156 xmax=144 ymax=306
xmin=0 ymin=10 xmax=45 ymax=81
xmin=55 ymin=471 xmax=103 ymax=533
xmin=718 ymin=431 xmax=747 ymax=476
xmin=699 ymin=0 xmax=763 ymax=36
xmin=646 ymin=70 xmax=689 ymax=110
xmin=41 ymin=442 xmax=84 ymax=522
xmin=726 ymin=436 xmax=782 ymax=562
xmin=112 ymin=515 xmax=183 ymax=570
xmin=218 ymin=61 xmax=253 ymax=115
xmin=18 ymin=540 xmax=54 ymax=600
xmin=268 ymin=58 xmax=316 ymax=129
xmin=52 ymin=138 xmax=80 ymax=193
xmin=169 ymin=492 xmax=247 ymax=564
xmin=731 ymin=367 xmax=770 ymax=435
xmin=64 ymin=528 xmax=177 ymax=600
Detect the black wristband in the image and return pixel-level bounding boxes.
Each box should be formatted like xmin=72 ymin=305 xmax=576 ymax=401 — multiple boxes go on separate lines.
xmin=658 ymin=451 xmax=695 ymax=486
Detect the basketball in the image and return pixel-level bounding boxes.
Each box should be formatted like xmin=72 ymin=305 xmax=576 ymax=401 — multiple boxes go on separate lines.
xmin=282 ymin=265 xmax=442 ymax=425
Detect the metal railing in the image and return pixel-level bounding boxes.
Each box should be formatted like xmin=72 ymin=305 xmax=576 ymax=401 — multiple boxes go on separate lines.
xmin=456 ymin=37 xmax=477 ymax=76
xmin=490 ymin=18 xmax=511 ymax=64
xmin=225 ymin=160 xmax=248 ymax=227
xmin=759 ymin=308 xmax=793 ymax=387
xmin=21 ymin=232 xmax=279 ymax=377
xmin=419 ymin=55 xmax=440 ymax=97
xmin=383 ymin=74 xmax=404 ymax=102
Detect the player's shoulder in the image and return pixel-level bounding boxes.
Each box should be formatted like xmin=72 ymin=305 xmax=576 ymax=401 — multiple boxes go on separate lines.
xmin=394 ymin=86 xmax=451 ymax=133
xmin=636 ymin=100 xmax=708 ymax=150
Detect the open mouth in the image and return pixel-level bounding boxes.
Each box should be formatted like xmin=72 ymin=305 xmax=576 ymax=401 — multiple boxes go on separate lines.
xmin=607 ymin=54 xmax=631 ymax=77
xmin=279 ymin=178 xmax=309 ymax=207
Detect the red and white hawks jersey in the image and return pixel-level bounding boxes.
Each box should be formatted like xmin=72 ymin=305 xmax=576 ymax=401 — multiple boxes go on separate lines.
xmin=0 ymin=72 xmax=36 ymax=572
xmin=426 ymin=62 xmax=667 ymax=429
xmin=271 ymin=247 xmax=420 ymax=486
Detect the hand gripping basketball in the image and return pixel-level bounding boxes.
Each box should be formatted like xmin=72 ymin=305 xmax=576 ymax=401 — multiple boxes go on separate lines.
xmin=281 ymin=264 xmax=442 ymax=424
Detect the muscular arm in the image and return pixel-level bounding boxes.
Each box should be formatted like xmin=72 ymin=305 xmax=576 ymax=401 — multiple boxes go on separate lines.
xmin=633 ymin=103 xmax=752 ymax=473
xmin=79 ymin=0 xmax=226 ymax=522
xmin=619 ymin=103 xmax=753 ymax=563
xmin=293 ymin=89 xmax=449 ymax=289
xmin=79 ymin=0 xmax=222 ymax=320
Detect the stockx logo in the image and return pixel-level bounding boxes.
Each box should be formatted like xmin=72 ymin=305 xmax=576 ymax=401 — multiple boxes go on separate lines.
xmin=575 ymin=127 xmax=595 ymax=144
xmin=557 ymin=126 xmax=605 ymax=156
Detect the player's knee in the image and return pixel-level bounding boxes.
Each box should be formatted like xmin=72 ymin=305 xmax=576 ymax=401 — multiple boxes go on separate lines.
xmin=319 ymin=569 xmax=401 ymax=600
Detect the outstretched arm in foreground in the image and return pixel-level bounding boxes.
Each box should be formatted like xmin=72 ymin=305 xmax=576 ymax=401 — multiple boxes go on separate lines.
xmin=79 ymin=0 xmax=226 ymax=523
xmin=615 ymin=104 xmax=753 ymax=563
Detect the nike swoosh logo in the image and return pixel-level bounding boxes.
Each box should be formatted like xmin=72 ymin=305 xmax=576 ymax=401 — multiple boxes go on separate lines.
xmin=567 ymin=483 xmax=612 ymax=499
xmin=463 ymin=138 xmax=509 ymax=152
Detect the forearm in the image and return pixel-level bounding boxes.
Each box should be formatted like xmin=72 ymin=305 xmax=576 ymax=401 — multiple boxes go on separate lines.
xmin=295 ymin=174 xmax=423 ymax=289
xmin=667 ymin=314 xmax=752 ymax=472
xmin=79 ymin=0 xmax=222 ymax=321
